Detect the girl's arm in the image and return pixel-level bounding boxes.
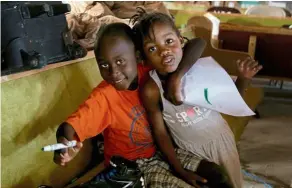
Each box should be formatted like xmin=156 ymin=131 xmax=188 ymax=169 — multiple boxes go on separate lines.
xmin=235 ymin=58 xmax=263 ymax=96
xmin=141 ymin=79 xmax=184 ymax=173
xmin=176 ymin=37 xmax=206 ymax=78
xmin=141 ymin=78 xmax=206 ymax=187
xmin=165 ymin=38 xmax=206 ymax=105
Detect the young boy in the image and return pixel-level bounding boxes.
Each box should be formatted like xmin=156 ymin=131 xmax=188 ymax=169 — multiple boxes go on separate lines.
xmin=132 ymin=11 xmax=263 ymax=188
xmin=54 ymin=22 xmax=214 ymax=187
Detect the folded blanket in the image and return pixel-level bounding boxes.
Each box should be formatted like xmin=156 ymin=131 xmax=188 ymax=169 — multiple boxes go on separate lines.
xmin=65 ymin=1 xmax=170 ymax=50
xmin=67 ymin=1 xmax=114 ymax=18
xmin=108 ymin=2 xmax=170 ymax=19
xmin=66 ymin=14 xmax=131 ymax=50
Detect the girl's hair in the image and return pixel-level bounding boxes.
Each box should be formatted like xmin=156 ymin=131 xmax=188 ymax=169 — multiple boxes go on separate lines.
xmin=130 ymin=8 xmax=181 ymax=60
xmin=94 ymin=22 xmax=136 ymax=57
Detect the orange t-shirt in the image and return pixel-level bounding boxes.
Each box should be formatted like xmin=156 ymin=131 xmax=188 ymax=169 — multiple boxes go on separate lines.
xmin=66 ymin=63 xmax=155 ymax=165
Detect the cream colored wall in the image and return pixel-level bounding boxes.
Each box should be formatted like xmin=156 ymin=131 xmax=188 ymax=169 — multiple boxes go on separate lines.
xmin=1 ymin=58 xmax=103 ymax=188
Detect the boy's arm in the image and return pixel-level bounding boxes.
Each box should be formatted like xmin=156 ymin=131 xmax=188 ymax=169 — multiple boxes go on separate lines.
xmin=56 ymin=122 xmax=76 ymax=141
xmin=54 ymin=88 xmax=111 ymax=166
xmin=54 ymin=122 xmax=83 ymax=166
xmin=141 ymin=79 xmax=206 ymax=187
xmin=166 ymin=38 xmax=206 ymax=105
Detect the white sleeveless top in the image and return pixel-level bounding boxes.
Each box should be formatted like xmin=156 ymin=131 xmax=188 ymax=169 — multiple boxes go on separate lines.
xmin=149 ymin=70 xmax=234 ymax=152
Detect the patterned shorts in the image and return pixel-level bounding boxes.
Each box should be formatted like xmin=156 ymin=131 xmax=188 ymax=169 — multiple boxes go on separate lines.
xmin=136 ymin=148 xmax=202 ymax=188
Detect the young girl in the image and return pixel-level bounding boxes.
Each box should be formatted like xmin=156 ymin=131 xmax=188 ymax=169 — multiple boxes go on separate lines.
xmin=53 ymin=22 xmax=223 ymax=188
xmin=132 ymin=11 xmax=263 ymax=188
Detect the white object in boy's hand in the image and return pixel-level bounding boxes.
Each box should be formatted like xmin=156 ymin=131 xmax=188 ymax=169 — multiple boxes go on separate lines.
xmin=181 ymin=57 xmax=255 ymax=117
xmin=42 ymin=140 xmax=77 ymax=151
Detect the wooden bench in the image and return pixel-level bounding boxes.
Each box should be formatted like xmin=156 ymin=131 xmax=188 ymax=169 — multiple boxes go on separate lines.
xmin=65 ymin=14 xmax=265 ymax=188
xmin=65 ymin=162 xmax=106 ymax=188
xmin=186 ymin=14 xmax=264 ymax=140
xmin=219 ymin=23 xmax=292 ymax=79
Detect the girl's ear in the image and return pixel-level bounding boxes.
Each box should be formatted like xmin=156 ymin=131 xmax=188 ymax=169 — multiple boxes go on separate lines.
xmin=180 ymin=36 xmax=185 ymax=48
xmin=180 ymin=36 xmax=184 ymax=44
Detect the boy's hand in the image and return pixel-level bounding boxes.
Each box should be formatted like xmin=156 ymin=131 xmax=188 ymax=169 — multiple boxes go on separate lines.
xmin=181 ymin=169 xmax=207 ymax=188
xmin=164 ymin=72 xmax=183 ymax=106
xmin=236 ymin=57 xmax=263 ymax=80
xmin=53 ymin=136 xmax=83 ymax=166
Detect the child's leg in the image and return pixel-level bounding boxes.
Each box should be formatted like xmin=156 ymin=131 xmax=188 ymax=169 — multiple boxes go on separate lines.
xmin=196 ymin=159 xmax=232 ymax=188
xmin=218 ymin=145 xmax=243 ymax=188
xmin=174 ymin=148 xmax=201 ymax=172
xmin=211 ymin=133 xmax=243 ymax=188
xmin=175 ymin=148 xmax=232 ymax=188
xmin=136 ymin=154 xmax=194 ymax=188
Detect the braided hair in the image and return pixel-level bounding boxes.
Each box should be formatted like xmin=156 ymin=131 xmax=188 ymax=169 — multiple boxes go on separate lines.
xmin=130 ymin=7 xmax=181 ymax=60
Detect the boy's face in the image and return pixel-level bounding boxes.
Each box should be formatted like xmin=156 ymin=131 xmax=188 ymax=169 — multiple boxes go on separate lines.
xmin=96 ymin=36 xmax=138 ymax=90
xmin=143 ymin=22 xmax=183 ymax=75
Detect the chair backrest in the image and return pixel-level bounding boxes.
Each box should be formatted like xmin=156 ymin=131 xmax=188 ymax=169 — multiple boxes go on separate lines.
xmin=187 ymin=14 xmax=251 ymax=75
xmin=282 ymin=8 xmax=292 ymax=17
xmin=245 ymin=5 xmax=286 ymax=17
xmin=207 ymin=6 xmax=241 ymax=14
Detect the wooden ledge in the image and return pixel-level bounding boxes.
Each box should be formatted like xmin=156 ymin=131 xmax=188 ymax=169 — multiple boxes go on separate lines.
xmin=214 ymin=12 xmax=292 ymax=20
xmin=1 ymin=51 xmax=95 ymax=84
xmin=170 ymin=9 xmax=292 ymax=21
xmin=220 ymin=23 xmax=292 ymax=36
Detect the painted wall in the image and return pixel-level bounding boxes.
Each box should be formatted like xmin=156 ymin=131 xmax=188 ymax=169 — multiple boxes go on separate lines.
xmin=1 ymin=58 xmax=103 ymax=188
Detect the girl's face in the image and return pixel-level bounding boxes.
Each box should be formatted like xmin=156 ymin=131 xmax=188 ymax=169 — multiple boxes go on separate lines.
xmin=143 ymin=22 xmax=183 ymax=75
xmin=96 ymin=36 xmax=138 ymax=90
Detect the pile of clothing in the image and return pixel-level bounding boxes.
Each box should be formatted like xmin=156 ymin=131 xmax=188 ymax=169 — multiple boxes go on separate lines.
xmin=66 ymin=1 xmax=170 ymax=50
